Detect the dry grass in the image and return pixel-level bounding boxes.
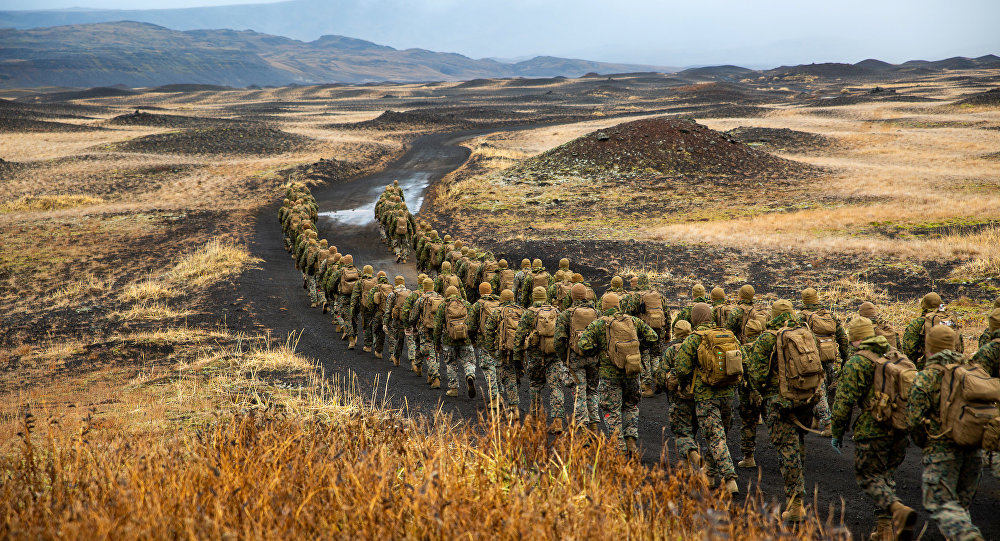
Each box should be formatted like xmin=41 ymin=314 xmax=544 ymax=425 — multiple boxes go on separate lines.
xmin=119 ymin=275 xmax=175 ymax=303
xmin=950 ymin=255 xmax=1000 ymax=281
xmin=0 ymin=194 xmax=105 ymax=213
xmin=167 ymin=239 xmax=262 ymax=289
xmin=112 ymin=303 xmax=195 ymax=321
xmin=46 ymin=273 xmax=114 ymax=306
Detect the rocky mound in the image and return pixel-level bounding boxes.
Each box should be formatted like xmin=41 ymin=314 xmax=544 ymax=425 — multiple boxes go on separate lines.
xmin=108 ymin=125 xmax=312 ymax=155
xmin=337 ymin=110 xmax=477 ymax=130
xmin=146 ymin=84 xmax=232 ymax=93
xmin=0 ymin=116 xmax=103 ymax=132
xmin=28 ymin=86 xmax=138 ymax=102
xmin=954 ymin=88 xmax=1000 ymax=107
xmin=106 ymin=110 xmax=242 ymax=128
xmin=725 ymin=126 xmax=833 ymax=152
xmin=805 ymin=94 xmax=939 ymax=107
xmin=686 ymin=104 xmax=771 ymax=119
xmin=507 ymin=117 xmax=809 ymax=179
xmin=671 ymin=82 xmax=764 ymax=104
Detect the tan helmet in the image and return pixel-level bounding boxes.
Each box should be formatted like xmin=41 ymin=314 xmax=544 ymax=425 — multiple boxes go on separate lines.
xmin=395 ymin=275 xmax=405 ymax=286
xmin=994 ymin=297 xmax=1000 ymax=309
xmin=393 ymin=179 xmax=399 ymax=186
xmin=673 ymin=319 xmax=692 ymax=341
xmin=802 ymin=288 xmax=819 ymax=305
xmin=417 ymin=273 xmax=428 ymax=283
xmin=329 ymin=245 xmax=337 ymax=253
xmin=422 ymin=278 xmax=434 ymax=292
xmin=445 ymin=285 xmax=459 ymax=297
xmin=455 ymin=241 xmax=464 ymax=250
xmin=571 ymin=273 xmax=584 ymax=284
xmin=498 ymin=259 xmax=508 ymax=269
xmin=848 ymin=317 xmax=875 ymax=342
xmin=430 ymin=230 xmax=439 ymax=240
xmin=858 ymin=301 xmax=877 ymax=319
xmin=989 ymin=308 xmax=1000 ymax=331
xmin=342 ymin=254 xmax=354 ymax=266
xmin=554 ymin=270 xmax=565 ymax=282
xmin=532 ymin=258 xmax=543 ymax=269
xmin=443 ymin=234 xmax=452 ymax=242
xmin=479 ymin=282 xmax=492 ymax=296
xmin=521 ymin=258 xmax=531 ymax=270
xmin=441 ymin=261 xmax=452 ymax=272
xmin=691 ymin=284 xmax=706 ymax=298
xmin=571 ymin=283 xmax=588 ymax=301
xmin=926 ymin=325 xmax=956 ymax=357
xmin=362 ymin=265 xmax=374 ymax=274
xmin=771 ymin=299 xmax=793 ymax=318
xmin=460 ymin=246 xmax=469 ymax=256
xmin=601 ymin=293 xmax=620 ymax=311
xmin=318 ymin=239 xmax=328 ymax=248
xmin=331 ymin=253 xmax=342 ymax=263
xmin=376 ymin=270 xmax=386 ymax=279
xmin=691 ymin=303 xmax=713 ymax=327
xmin=500 ymin=289 xmax=515 ymax=302
xmin=611 ymin=276 xmax=623 ymax=289
xmin=920 ymin=292 xmax=943 ymax=311
xmin=711 ymin=287 xmax=725 ymax=302
xmin=532 ymin=286 xmax=547 ymax=302
xmin=559 ymin=258 xmax=570 ymax=270
xmin=738 ymin=284 xmax=755 ymax=302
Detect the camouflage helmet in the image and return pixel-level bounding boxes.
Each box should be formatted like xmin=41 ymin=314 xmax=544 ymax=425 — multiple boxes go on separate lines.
xmin=636 ymin=273 xmax=650 ymax=289
xmin=418 ymin=273 xmax=428 ymax=283
xmin=341 ymin=254 xmax=354 ymax=266
xmin=559 ymin=258 xmax=570 ymax=270
xmin=318 ymin=239 xmax=328 ymax=248
xmin=362 ymin=265 xmax=374 ymax=275
xmin=554 ymin=270 xmax=565 ymax=282
xmin=771 ymin=299 xmax=793 ymax=318
xmin=571 ymin=283 xmax=587 ymax=301
xmin=601 ymin=293 xmax=620 ymax=312
xmin=611 ymin=276 xmax=623 ymax=289
xmin=498 ymin=259 xmax=508 ymax=269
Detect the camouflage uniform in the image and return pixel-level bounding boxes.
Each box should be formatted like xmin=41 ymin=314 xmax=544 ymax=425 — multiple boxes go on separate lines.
xmin=726 ymin=301 xmax=764 ymax=460
xmin=971 ymin=329 xmax=1000 ymax=479
xmin=578 ymin=306 xmax=659 ymax=452
xmin=518 ymin=267 xmax=553 ymax=307
xmin=514 ymin=301 xmax=564 ymax=420
xmin=555 ymin=298 xmax=601 ymax=427
xmin=388 ymin=211 xmax=414 ymax=262
xmin=383 ymin=284 xmax=410 ymax=363
xmin=350 ymin=272 xmax=377 ymax=348
xmin=620 ymin=276 xmax=670 ymax=392
xmin=799 ymin=303 xmax=849 ymax=432
xmin=907 ymin=350 xmax=983 ymax=541
xmin=901 ymin=308 xmax=953 ymax=371
xmin=433 ymin=296 xmax=477 ymax=393
xmin=484 ymin=300 xmax=524 ymax=411
xmin=365 ymin=275 xmax=390 ymax=357
xmin=830 ymin=336 xmax=910 ymax=526
xmin=746 ymin=312 xmax=815 ymax=504
xmin=674 ymin=296 xmax=710 ymax=326
xmin=468 ymin=293 xmax=502 ymax=405
xmin=400 ymin=289 xmax=425 ymax=370
xmin=597 ymin=287 xmax=626 ymax=314
xmin=653 ymin=338 xmax=705 ymax=464
xmin=409 ymin=292 xmax=441 ymax=381
xmin=673 ymin=323 xmax=739 ymax=483
xmin=332 ymin=265 xmax=359 ymax=336
xmin=511 ymin=265 xmax=531 ymax=307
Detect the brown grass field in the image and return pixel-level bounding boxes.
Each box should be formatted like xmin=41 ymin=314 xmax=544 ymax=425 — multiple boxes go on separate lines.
xmin=1 ymin=69 xmax=999 ymax=538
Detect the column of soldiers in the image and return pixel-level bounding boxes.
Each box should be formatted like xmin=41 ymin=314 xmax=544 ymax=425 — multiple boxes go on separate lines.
xmin=282 ymin=181 xmax=998 ymax=540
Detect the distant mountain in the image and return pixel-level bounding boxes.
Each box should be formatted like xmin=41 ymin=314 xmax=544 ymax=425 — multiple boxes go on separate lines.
xmin=0 ymin=22 xmax=671 ymax=88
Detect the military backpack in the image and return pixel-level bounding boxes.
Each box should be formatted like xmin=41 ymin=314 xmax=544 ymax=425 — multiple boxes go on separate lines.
xmin=498 ymin=269 xmax=515 ymax=293
xmin=477 ymin=298 xmax=501 ymax=340
xmin=803 ymin=309 xmax=839 ymax=363
xmin=638 ymin=290 xmax=666 ymax=329
xmin=770 ymin=325 xmax=825 ymax=403
xmin=873 ymin=321 xmax=899 ymax=347
xmin=696 ymin=327 xmax=744 ymax=387
xmin=498 ymin=305 xmax=525 ymax=352
xmin=444 ymin=298 xmax=469 ymax=341
xmin=360 ymin=277 xmax=378 ymax=309
xmin=739 ymin=304 xmax=770 ymax=344
xmin=465 ymin=261 xmax=483 ymax=289
xmin=553 ymin=281 xmax=574 ymax=306
xmin=604 ymin=315 xmax=642 ymax=375
xmin=931 ymin=362 xmax=1000 ymax=449
xmin=374 ymin=283 xmax=394 ymax=311
xmin=531 ymin=271 xmax=551 ymax=290
xmin=420 ymin=292 xmax=444 ymax=330
xmin=339 ymin=266 xmax=359 ymax=295
xmin=569 ymin=306 xmax=599 ymax=356
xmin=922 ymin=309 xmax=965 ymax=360
xmin=391 ymin=287 xmax=411 ymax=320
xmin=857 ymin=348 xmax=917 ymax=431
xmin=394 ymin=215 xmax=408 ymax=236
xmin=527 ymin=305 xmax=559 ymax=354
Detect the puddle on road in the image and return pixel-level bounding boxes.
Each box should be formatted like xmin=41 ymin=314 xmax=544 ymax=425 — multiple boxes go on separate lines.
xmin=319 ymin=172 xmax=431 ymax=226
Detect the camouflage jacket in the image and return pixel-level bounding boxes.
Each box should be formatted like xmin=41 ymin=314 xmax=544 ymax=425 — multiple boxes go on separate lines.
xmin=673 ymin=296 xmax=710 ymax=326
xmin=724 ymin=301 xmax=754 ymax=340
xmin=799 ymin=303 xmax=850 ymax=363
xmin=400 ymin=290 xmax=424 ymax=327
xmin=901 ymin=314 xmax=930 ymax=369
xmin=483 ymin=301 xmax=522 ymax=356
xmin=830 ymin=336 xmax=900 ymax=442
xmin=906 ymin=350 xmax=968 ymax=453
xmin=513 ymin=301 xmax=561 ymax=359
xmin=433 ymin=296 xmax=473 ymax=348
xmin=511 ymin=269 xmax=530 ymax=304
xmin=348 ymin=273 xmax=376 ymax=317
xmin=467 ymin=294 xmax=501 ymax=348
xmin=547 ymin=280 xmax=574 ymax=309
xmin=745 ymin=312 xmax=812 ymax=410
xmin=328 ymin=265 xmax=355 ymax=297
xmin=382 ymin=285 xmax=410 ymax=323
xmin=577 ymin=307 xmax=659 ymax=380
xmin=519 ymin=268 xmax=553 ymax=307
xmin=554 ymin=300 xmax=598 ymax=361
xmin=653 ymin=340 xmax=685 ymax=394
xmin=971 ymin=329 xmax=1000 ymax=378
xmin=673 ymin=323 xmax=738 ymax=400
xmin=364 ymin=276 xmax=390 ymax=316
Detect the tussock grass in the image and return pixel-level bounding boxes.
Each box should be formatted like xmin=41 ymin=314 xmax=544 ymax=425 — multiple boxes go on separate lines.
xmin=820 ymin=276 xmax=890 ymax=306
xmin=113 ymin=303 xmax=194 ymax=321
xmin=950 ymin=256 xmax=1000 ymax=281
xmin=46 ymin=273 xmax=114 ymax=306
xmin=168 ymin=239 xmax=262 ymax=288
xmin=119 ymin=275 xmax=175 ymax=303
xmin=0 ymin=195 xmax=105 ymax=213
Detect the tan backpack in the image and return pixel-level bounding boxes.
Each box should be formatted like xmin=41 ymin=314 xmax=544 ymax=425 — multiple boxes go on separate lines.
xmin=803 ymin=309 xmax=839 ymax=363
xmin=739 ymin=305 xmax=770 ymax=344
xmin=554 ymin=281 xmax=574 ymax=305
xmin=714 ymin=303 xmax=734 ymax=329
xmin=394 ymin=215 xmax=408 ymax=235
xmin=429 ymin=243 xmax=443 ymax=263
xmin=498 ymin=269 xmax=515 ymax=292
xmin=696 ymin=328 xmax=744 ymax=387
xmin=857 ymin=348 xmax=917 ymax=431
xmin=639 ymin=290 xmax=666 ymax=329
xmin=465 ymin=261 xmax=483 ymax=288
xmin=604 ymin=315 xmax=642 ymax=375
xmin=448 ymin=275 xmax=462 ymax=292
xmin=498 ymin=305 xmax=524 ymax=352
xmin=420 ymin=292 xmax=444 ymax=330
xmin=532 ymin=271 xmax=551 ymax=290
xmin=529 ymin=305 xmax=559 ymax=354
xmin=339 ymin=266 xmax=359 ymax=294
xmin=569 ymin=306 xmax=599 ymax=356
xmin=932 ymin=363 xmax=1000 ymax=448
xmin=923 ymin=310 xmax=965 ymax=359
xmin=445 ymin=298 xmax=469 ymax=341
xmin=771 ymin=325 xmax=825 ymax=403
xmin=874 ymin=322 xmax=899 ymax=347
xmin=360 ymin=277 xmax=378 ymax=309
xmin=374 ymin=283 xmax=394 ymax=311
xmin=478 ymin=298 xmax=501 ymax=339
xmin=391 ymin=287 xmax=410 ymax=320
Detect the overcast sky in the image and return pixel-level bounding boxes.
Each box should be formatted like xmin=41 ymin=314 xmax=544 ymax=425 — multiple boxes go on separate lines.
xmin=2 ymin=0 xmax=998 ymax=67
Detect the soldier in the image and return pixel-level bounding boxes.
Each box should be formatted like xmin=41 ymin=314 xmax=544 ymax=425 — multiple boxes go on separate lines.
xmin=433 ymin=286 xmax=477 ymax=398
xmin=388 ymin=209 xmax=414 ymax=263
xmin=972 ymin=308 xmax=1000 ymax=377
xmin=978 ymin=299 xmax=1000 ymax=347
xmin=383 ymin=275 xmax=410 ymax=366
xmin=434 ymin=261 xmax=466 ymax=299
xmin=331 ymin=255 xmax=360 ymax=348
xmin=555 ymin=283 xmax=601 ymax=433
xmin=858 ymin=301 xmax=900 ymax=350
xmin=745 ymin=299 xmax=815 ymax=523
xmin=484 ymin=289 xmax=525 ymax=416
xmin=558 ymin=257 xmax=572 ymax=277
xmin=798 ymin=287 xmax=848 ymax=437
xmin=510 ymin=258 xmax=532 ymax=305
xmin=401 ymin=275 xmax=429 ymax=375
xmin=366 ymin=271 xmax=393 ymax=359
xmin=409 ymin=278 xmax=443 ymax=388
xmin=350 ymin=266 xmax=378 ymax=353
xmin=489 ymin=259 xmax=516 ymax=296
xmin=417 ymin=230 xmax=443 ymax=272
xmin=830 ymin=317 xmax=916 ymax=541
xmin=907 ymin=326 xmax=985 ymax=541
xmin=561 ymin=273 xmax=597 ymax=310
xmin=578 ymin=293 xmax=659 ymax=455
xmin=514 ymin=287 xmax=564 ymax=433
xmin=672 ymin=303 xmax=740 ymax=495
xmin=653 ymin=319 xmax=700 ymax=466
xmin=598 ymin=275 xmax=626 ymax=311
xmin=468 ymin=282 xmax=502 ymax=408
xmin=725 ymin=285 xmax=768 ymax=468
xmin=902 ymin=292 xmax=965 ymax=369
xmin=620 ymin=273 xmax=670 ymax=398
xmin=519 ymin=259 xmax=553 ymax=308
xmin=674 ymin=284 xmax=709 ymax=326
xmin=548 ymin=270 xmax=573 ymax=308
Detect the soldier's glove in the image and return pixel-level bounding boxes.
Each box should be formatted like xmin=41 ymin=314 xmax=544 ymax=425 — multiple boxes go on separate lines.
xmin=830 ymin=438 xmax=842 ymax=455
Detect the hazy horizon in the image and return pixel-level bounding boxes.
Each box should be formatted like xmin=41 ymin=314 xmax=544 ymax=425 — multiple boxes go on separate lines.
xmin=1 ymin=0 xmax=998 ymax=68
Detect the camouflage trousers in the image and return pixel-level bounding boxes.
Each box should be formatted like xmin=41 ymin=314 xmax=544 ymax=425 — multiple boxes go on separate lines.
xmin=392 ymin=236 xmax=408 ymax=261
xmin=477 ymin=347 xmax=501 ymax=406
xmin=739 ymin=387 xmax=762 ymax=458
xmin=599 ymin=374 xmax=641 ymax=452
xmin=497 ymin=351 xmax=521 ymax=409
xmin=336 ymin=297 xmax=354 ymax=336
xmin=404 ymin=327 xmax=418 ymax=365
xmin=568 ymin=352 xmax=599 ymax=426
xmin=854 ymin=434 xmax=908 ymax=519
xmin=370 ymin=312 xmax=386 ymax=355
xmin=696 ymin=398 xmax=737 ymax=481
xmin=670 ymin=396 xmax=698 ymax=458
xmin=360 ymin=309 xmax=375 ymax=348
xmin=385 ymin=320 xmax=405 ymax=362
xmin=442 ymin=343 xmax=476 ymax=390
xmin=416 ymin=329 xmax=439 ymax=380
xmin=812 ymin=377 xmax=832 ymax=428
xmin=526 ymin=352 xmax=565 ymax=420
xmin=307 ymin=276 xmax=321 ymax=305
xmin=921 ymin=448 xmax=983 ymax=541
xmin=764 ymin=398 xmax=812 ymax=501
xmin=640 ymin=339 xmax=663 ymax=388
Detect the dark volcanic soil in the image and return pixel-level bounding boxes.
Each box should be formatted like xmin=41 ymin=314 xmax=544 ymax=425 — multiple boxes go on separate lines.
xmin=954 ymin=87 xmax=1000 ymax=107
xmin=107 ymin=125 xmax=314 ymax=155
xmin=106 ymin=110 xmax=243 ymax=129
xmin=725 ymin=126 xmax=835 ymax=152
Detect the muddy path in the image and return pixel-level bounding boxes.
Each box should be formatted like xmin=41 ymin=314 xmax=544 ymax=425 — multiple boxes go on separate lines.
xmin=241 ymin=128 xmax=999 ymax=541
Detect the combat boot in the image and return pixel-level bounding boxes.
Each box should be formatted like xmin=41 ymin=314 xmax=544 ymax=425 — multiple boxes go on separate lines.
xmin=348 ymin=337 xmax=357 ymax=350
xmin=781 ymin=496 xmax=805 ymax=523
xmin=363 ymin=346 xmax=372 ymax=353
xmin=341 ymin=330 xmax=348 ymax=340
xmin=390 ymin=355 xmax=398 ymax=365
xmin=625 ymin=436 xmax=639 ymax=457
xmin=374 ymin=350 xmax=382 ymax=359
xmin=322 ymin=302 xmax=329 ymax=314
xmin=430 ymin=378 xmax=441 ymax=389
xmin=310 ymin=302 xmax=318 ymax=308
xmin=868 ymin=516 xmax=892 ymax=541
xmin=890 ymin=501 xmax=916 ymax=541
xmin=466 ymin=376 xmax=476 ymax=398
xmin=446 ymin=388 xmax=458 ymax=397
xmin=724 ymin=478 xmax=739 ymax=495
xmin=686 ymin=450 xmax=703 ymax=470
xmin=550 ymin=417 xmax=563 ymax=435
xmin=737 ymin=454 xmax=756 ymax=468
xmin=641 ymin=383 xmax=654 ymax=398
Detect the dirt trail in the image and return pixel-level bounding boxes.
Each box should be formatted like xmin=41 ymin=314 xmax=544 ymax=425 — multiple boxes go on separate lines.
xmin=242 ymin=128 xmax=999 ymax=541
